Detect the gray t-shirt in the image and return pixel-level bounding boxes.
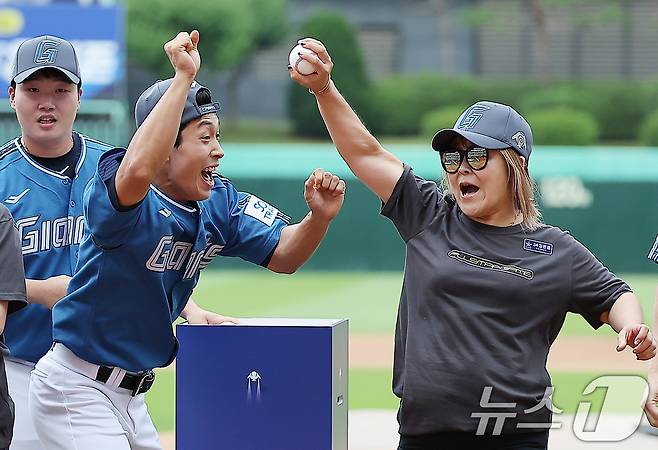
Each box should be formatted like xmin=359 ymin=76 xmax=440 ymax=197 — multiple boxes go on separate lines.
xmin=0 ymin=204 xmax=27 ymax=355
xmin=381 ymin=165 xmax=631 ymax=436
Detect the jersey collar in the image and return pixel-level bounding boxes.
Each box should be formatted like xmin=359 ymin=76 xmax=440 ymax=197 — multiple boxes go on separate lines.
xmin=16 ymin=132 xmax=86 ymax=180
xmin=149 ymin=185 xmax=198 ymax=213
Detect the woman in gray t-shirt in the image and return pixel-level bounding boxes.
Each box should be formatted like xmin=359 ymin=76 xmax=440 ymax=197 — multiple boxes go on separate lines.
xmin=0 ymin=205 xmax=27 ymax=449
xmin=289 ymin=38 xmax=657 ymax=450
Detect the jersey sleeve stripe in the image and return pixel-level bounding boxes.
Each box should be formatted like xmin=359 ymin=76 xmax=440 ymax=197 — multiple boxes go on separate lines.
xmin=648 ymin=235 xmax=658 ymax=264
xmin=237 ymin=196 xmax=250 ymax=208
xmin=0 ymin=141 xmax=18 ymax=161
xmin=98 ymin=148 xmax=127 ymax=181
xmin=276 ymin=211 xmax=291 ymax=224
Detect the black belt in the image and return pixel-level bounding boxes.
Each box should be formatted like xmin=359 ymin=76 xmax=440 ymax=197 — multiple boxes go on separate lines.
xmin=95 ymin=366 xmax=156 ymax=396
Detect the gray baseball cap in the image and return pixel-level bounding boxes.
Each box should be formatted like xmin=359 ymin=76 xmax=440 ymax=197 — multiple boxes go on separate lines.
xmin=135 ymin=78 xmax=220 ymax=128
xmin=431 ymin=101 xmax=533 ymax=160
xmin=10 ymin=35 xmax=81 ymax=84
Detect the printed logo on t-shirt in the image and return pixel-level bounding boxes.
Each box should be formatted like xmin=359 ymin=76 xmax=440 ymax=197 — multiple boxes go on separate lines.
xmin=244 ymin=195 xmax=278 ymax=227
xmin=447 ymin=250 xmax=534 ymax=280
xmin=523 ymin=239 xmax=553 ymax=255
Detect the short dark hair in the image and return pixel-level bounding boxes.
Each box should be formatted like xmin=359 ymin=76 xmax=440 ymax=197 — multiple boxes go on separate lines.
xmin=10 ymin=68 xmax=82 ymax=90
xmin=174 ymin=87 xmax=215 ymax=148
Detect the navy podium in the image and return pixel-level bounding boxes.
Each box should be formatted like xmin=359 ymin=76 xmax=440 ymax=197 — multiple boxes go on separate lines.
xmin=176 ymin=319 xmax=348 ymax=450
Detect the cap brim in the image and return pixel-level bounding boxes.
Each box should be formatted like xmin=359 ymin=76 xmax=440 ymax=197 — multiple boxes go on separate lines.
xmin=431 ymin=128 xmax=509 ymax=152
xmin=13 ymin=66 xmax=80 ymax=84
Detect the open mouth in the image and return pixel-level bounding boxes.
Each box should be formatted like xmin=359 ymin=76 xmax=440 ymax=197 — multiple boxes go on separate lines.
xmin=201 ymin=165 xmax=217 ymax=188
xmin=459 ymin=181 xmax=480 ymax=198
xmin=37 ymin=115 xmax=57 ymax=125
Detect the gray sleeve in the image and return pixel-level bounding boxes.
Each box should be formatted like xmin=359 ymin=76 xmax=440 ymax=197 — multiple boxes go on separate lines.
xmin=0 ymin=207 xmax=27 ymax=311
xmin=381 ymin=164 xmax=448 ymax=242
xmin=567 ymin=233 xmax=631 ymax=329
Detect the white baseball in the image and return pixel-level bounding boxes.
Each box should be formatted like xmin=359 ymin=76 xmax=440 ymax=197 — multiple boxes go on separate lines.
xmin=289 ymin=44 xmax=317 ymax=76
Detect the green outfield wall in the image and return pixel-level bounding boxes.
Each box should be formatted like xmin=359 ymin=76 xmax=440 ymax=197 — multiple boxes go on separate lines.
xmin=212 ymin=144 xmax=658 ymax=273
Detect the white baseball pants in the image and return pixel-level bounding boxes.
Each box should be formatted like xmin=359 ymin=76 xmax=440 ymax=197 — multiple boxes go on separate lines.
xmin=28 ymin=344 xmax=162 ymax=450
xmin=6 ymin=359 xmax=41 ymax=450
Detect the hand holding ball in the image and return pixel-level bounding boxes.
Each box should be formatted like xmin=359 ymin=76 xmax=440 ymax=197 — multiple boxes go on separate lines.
xmin=289 ymin=44 xmax=317 ymax=75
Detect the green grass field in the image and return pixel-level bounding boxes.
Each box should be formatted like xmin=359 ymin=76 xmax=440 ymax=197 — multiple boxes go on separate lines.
xmin=188 ymin=270 xmax=656 ymax=336
xmin=146 ymin=270 xmax=657 ymax=432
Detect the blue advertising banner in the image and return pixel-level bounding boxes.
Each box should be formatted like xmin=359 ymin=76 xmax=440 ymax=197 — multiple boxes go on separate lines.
xmin=0 ymin=4 xmax=124 ymax=99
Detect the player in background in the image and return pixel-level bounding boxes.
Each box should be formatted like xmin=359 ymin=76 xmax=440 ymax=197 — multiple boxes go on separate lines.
xmin=290 ymin=38 xmax=655 ymax=450
xmin=28 ymin=30 xmax=345 ymax=450
xmin=0 ymin=35 xmax=234 ymax=449
xmin=0 ymin=205 xmax=28 ymax=450
xmin=645 ymin=234 xmax=658 ymax=427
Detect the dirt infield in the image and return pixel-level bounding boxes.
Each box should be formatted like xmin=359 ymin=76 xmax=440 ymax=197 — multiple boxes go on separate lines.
xmin=349 ymin=333 xmax=648 ymax=372
xmin=160 ymin=433 xmax=173 ymax=450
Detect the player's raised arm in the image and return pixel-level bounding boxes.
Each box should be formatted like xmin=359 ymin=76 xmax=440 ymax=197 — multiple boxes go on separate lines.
xmin=289 ymin=38 xmax=403 ymax=203
xmin=267 ymin=168 xmax=345 ymax=273
xmin=115 ymin=30 xmax=201 ymax=208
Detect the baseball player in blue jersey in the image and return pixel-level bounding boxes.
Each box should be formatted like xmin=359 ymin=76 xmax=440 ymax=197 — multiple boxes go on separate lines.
xmin=28 ymin=30 xmax=345 ymax=449
xmin=0 ymin=35 xmax=235 ymax=449
xmin=0 ymin=35 xmax=111 ymax=449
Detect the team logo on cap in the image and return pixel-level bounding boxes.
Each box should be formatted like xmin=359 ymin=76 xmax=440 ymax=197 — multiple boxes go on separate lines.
xmin=34 ymin=40 xmax=60 ymax=64
xmin=457 ymin=104 xmax=490 ymax=130
xmin=511 ymin=131 xmax=527 ymax=151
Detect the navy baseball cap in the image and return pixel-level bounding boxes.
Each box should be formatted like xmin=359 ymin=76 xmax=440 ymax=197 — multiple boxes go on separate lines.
xmin=10 ymin=35 xmax=81 ymax=84
xmin=135 ymin=78 xmax=220 ymax=128
xmin=431 ymin=101 xmax=533 ymax=160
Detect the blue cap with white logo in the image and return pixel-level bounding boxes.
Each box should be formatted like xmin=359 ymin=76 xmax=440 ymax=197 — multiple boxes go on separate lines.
xmin=135 ymin=78 xmax=220 ymax=128
xmin=431 ymin=101 xmax=533 ymax=160
xmin=10 ymin=35 xmax=81 ymax=84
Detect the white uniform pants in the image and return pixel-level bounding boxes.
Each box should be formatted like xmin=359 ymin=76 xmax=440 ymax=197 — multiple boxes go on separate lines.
xmin=28 ymin=344 xmax=162 ymax=450
xmin=6 ymin=359 xmax=41 ymax=450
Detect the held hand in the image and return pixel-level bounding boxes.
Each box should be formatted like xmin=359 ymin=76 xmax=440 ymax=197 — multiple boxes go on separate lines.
xmin=616 ymin=324 xmax=656 ymax=360
xmin=185 ymin=308 xmax=239 ymax=326
xmin=164 ymin=30 xmax=201 ymax=78
xmin=288 ymin=38 xmax=333 ymax=94
xmin=645 ymin=378 xmax=658 ymax=427
xmin=42 ymin=275 xmax=71 ymax=310
xmin=304 ymin=168 xmax=345 ymax=222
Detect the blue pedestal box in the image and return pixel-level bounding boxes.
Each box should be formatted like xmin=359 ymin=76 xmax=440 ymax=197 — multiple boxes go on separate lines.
xmin=176 ymin=318 xmax=348 ymax=450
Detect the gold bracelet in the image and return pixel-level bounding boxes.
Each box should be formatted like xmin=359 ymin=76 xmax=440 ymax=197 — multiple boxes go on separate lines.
xmin=308 ymin=78 xmax=332 ymax=95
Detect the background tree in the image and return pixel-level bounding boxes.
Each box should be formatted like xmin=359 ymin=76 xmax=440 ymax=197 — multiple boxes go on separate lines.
xmin=126 ymin=0 xmax=287 ymax=120
xmin=288 ymin=10 xmax=370 ymax=137
xmin=457 ymin=0 xmax=624 ymax=84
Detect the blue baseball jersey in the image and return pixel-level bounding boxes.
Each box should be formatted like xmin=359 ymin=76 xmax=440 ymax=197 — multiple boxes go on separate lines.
xmin=52 ymin=148 xmax=290 ymax=372
xmin=0 ymin=133 xmax=112 ymax=363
